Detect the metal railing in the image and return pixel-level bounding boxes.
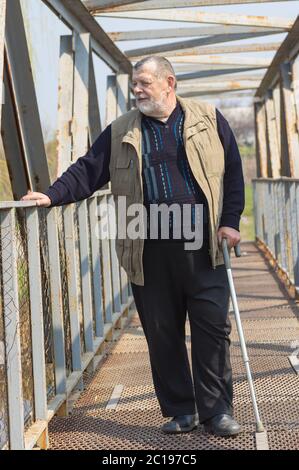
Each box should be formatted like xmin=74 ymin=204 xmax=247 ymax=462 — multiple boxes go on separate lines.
xmin=0 ymin=191 xmax=134 ymax=450
xmin=253 ymin=178 xmax=299 ymax=298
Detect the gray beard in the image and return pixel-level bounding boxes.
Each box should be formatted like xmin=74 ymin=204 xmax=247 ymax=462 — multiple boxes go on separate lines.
xmin=136 ymin=97 xmax=168 ymax=117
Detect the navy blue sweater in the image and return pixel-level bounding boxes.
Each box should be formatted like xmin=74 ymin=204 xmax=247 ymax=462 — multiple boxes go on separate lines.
xmin=45 ymin=107 xmax=244 ymax=231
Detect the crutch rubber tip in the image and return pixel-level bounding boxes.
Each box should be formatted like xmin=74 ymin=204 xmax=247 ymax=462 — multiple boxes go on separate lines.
xmin=256 ymin=422 xmax=265 ymax=433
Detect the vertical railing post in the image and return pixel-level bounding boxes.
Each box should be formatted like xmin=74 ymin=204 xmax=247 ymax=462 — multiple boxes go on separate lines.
xmin=26 ymin=207 xmax=48 ymax=448
xmin=73 ymin=31 xmax=95 ymax=362
xmin=106 ymin=75 xmax=117 ymax=126
xmin=88 ymin=49 xmax=102 ymax=144
xmin=77 ymin=200 xmax=94 ymax=354
xmin=278 ymin=181 xmax=288 ymax=272
xmin=56 ymin=32 xmax=85 ymax=385
xmin=268 ymin=182 xmax=275 ymax=255
xmin=108 ymin=194 xmax=121 ymax=313
xmin=254 ymin=101 xmax=268 ymax=178
xmin=63 ymin=206 xmax=83 ymax=385
xmin=88 ymin=196 xmax=104 ymax=338
xmin=284 ymin=182 xmax=293 ymax=280
xmin=272 ymin=85 xmax=281 ymax=157
xmin=289 ymin=181 xmax=298 ymax=287
xmin=57 ymin=35 xmax=73 ymax=177
xmin=98 ymin=195 xmax=113 ymax=324
xmin=295 ymin=181 xmax=299 ymax=295
xmin=0 ymin=208 xmax=24 ymax=449
xmin=265 ymin=91 xmax=281 ymax=177
xmin=46 ymin=209 xmax=67 ymax=397
xmin=273 ymin=181 xmax=280 ymax=262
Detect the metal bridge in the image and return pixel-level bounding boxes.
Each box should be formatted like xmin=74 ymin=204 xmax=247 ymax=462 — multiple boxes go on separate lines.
xmin=0 ymin=0 xmax=299 ymax=451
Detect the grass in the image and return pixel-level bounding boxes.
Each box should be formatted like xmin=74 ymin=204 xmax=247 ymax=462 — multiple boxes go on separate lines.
xmin=238 ymin=144 xmax=255 ymax=159
xmin=0 ymin=159 xmax=13 ymax=201
xmin=240 ymin=184 xmax=255 ymax=242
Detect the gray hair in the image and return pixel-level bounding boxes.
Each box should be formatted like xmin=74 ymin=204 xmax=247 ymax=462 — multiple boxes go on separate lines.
xmin=133 ymin=56 xmax=177 ymax=90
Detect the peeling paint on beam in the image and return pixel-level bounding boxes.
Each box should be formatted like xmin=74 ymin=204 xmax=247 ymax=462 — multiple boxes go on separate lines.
xmin=126 ymin=32 xmax=280 ymax=57
xmin=88 ymin=0 xmax=299 ymax=13
xmin=178 ymin=75 xmax=264 ymax=84
xmin=166 ymin=42 xmax=280 ymax=56
xmin=108 ymin=26 xmax=283 ymax=41
xmin=180 ymin=85 xmax=258 ymax=97
xmin=178 ymin=80 xmax=260 ymax=90
xmin=176 ymin=67 xmax=266 ymax=81
xmin=199 ymin=91 xmax=255 ymax=100
xmin=173 ymin=64 xmax=265 ymax=72
xmin=165 ymin=56 xmax=271 ymax=66
xmin=130 ymin=42 xmax=280 ymax=59
xmin=84 ymin=0 xmax=146 ymax=10
xmin=98 ymin=10 xmax=293 ymax=30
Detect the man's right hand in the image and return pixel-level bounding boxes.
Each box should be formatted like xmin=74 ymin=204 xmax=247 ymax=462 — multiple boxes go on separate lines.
xmin=21 ymin=191 xmax=51 ymax=207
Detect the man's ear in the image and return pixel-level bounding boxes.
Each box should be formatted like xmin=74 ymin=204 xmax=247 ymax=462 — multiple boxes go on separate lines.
xmin=168 ymin=75 xmax=176 ymax=91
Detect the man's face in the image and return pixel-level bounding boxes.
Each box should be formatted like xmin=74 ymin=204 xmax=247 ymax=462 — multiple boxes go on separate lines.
xmin=132 ymin=64 xmax=170 ymax=117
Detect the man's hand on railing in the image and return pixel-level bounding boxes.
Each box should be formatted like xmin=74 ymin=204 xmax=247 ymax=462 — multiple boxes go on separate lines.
xmin=21 ymin=190 xmax=51 ymax=207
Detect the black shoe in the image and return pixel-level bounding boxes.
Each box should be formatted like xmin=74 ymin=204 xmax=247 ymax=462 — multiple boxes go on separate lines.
xmin=203 ymin=414 xmax=242 ymax=437
xmin=161 ymin=413 xmax=199 ymax=434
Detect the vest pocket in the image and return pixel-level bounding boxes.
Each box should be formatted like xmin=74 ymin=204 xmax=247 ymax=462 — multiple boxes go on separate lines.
xmin=190 ymin=127 xmax=224 ymax=177
xmin=111 ymin=158 xmax=134 ymax=195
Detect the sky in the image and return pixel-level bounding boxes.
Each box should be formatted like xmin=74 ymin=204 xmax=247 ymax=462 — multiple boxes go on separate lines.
xmin=21 ymin=0 xmax=299 ymax=141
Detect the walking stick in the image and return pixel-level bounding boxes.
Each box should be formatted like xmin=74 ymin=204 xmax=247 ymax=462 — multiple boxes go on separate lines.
xmin=222 ymin=238 xmax=265 ymax=433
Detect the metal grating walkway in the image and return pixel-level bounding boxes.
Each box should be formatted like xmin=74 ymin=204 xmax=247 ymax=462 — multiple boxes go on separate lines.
xmin=48 ymin=242 xmax=299 ymax=450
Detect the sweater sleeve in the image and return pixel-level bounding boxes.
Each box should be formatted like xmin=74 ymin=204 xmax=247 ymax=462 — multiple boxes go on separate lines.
xmin=216 ymin=108 xmax=245 ymax=231
xmin=44 ymin=125 xmax=111 ymax=207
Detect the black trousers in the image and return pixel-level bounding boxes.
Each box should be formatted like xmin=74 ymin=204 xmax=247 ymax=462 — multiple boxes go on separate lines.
xmin=131 ymin=240 xmax=233 ymax=423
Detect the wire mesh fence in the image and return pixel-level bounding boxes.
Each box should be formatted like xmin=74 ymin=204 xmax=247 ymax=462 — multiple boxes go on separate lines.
xmin=0 ymin=248 xmax=9 ymax=449
xmin=39 ymin=208 xmax=56 ymax=400
xmin=0 ymin=195 xmax=132 ymax=449
xmin=253 ymin=178 xmax=299 ymax=295
xmin=73 ymin=204 xmax=86 ymax=356
xmin=56 ymin=207 xmax=73 ymax=376
xmin=15 ymin=210 xmax=35 ymax=430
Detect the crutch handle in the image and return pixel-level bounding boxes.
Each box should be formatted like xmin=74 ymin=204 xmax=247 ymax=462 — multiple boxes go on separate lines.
xmin=221 ymin=238 xmax=241 ymax=269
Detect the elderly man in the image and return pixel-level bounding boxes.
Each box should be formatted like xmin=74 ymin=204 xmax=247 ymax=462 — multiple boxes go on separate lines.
xmin=22 ymin=56 xmax=244 ymax=437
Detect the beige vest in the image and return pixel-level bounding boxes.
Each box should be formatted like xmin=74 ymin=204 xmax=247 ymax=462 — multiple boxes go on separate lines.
xmin=109 ymin=96 xmax=225 ymax=286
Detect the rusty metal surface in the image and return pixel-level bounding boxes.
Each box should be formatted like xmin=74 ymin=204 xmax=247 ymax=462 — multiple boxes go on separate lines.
xmin=49 ymin=242 xmax=299 ymax=450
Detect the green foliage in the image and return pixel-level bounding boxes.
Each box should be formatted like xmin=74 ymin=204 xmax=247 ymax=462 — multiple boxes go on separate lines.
xmin=240 ymin=184 xmax=255 ymax=242
xmin=239 ymin=144 xmax=255 ymax=159
xmin=0 ymin=158 xmax=13 ymax=201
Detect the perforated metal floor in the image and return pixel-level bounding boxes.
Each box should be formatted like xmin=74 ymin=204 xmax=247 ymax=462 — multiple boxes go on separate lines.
xmin=49 ymin=242 xmax=299 ymax=450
